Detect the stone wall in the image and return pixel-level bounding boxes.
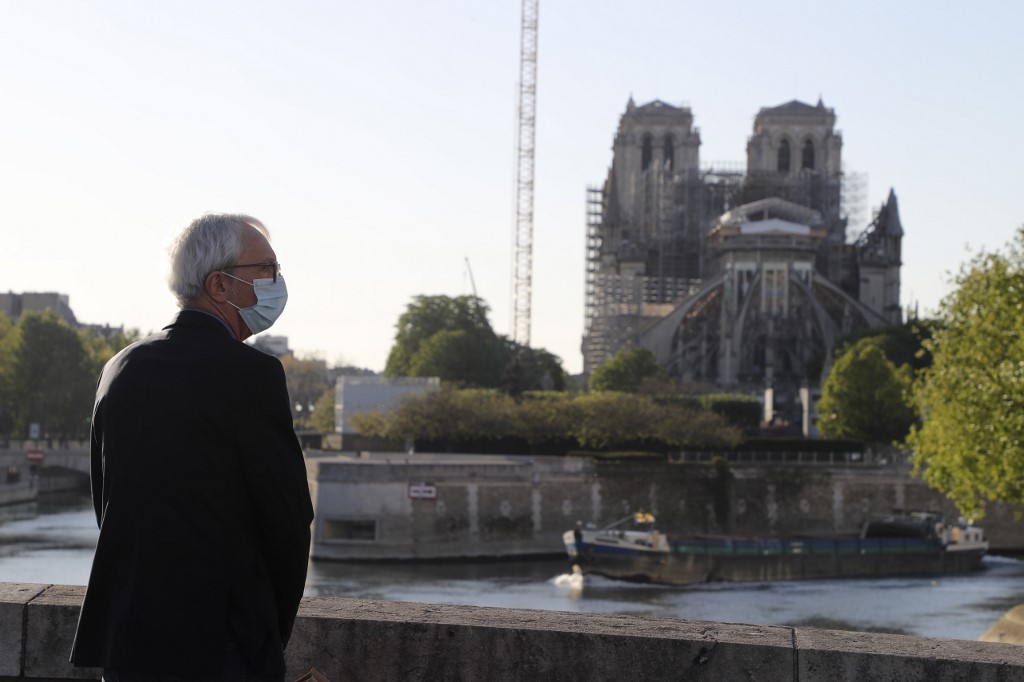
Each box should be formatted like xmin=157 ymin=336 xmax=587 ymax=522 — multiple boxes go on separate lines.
xmin=590 ymin=460 xmax=1024 ymax=549
xmin=3 ymin=583 xmax=1024 ymax=681
xmin=308 ymin=453 xmax=592 ymax=560
xmin=308 ymin=453 xmax=1024 ymax=560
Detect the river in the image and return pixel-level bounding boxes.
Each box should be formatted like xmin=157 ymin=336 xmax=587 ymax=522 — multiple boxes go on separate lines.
xmin=2 ymin=493 xmax=1022 ymax=642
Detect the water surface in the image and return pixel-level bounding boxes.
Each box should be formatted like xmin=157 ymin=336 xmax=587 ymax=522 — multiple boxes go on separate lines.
xmin=3 ymin=494 xmax=1021 ymax=641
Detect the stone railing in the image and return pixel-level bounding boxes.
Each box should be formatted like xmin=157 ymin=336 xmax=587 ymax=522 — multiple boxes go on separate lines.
xmin=3 ymin=583 xmax=1024 ymax=681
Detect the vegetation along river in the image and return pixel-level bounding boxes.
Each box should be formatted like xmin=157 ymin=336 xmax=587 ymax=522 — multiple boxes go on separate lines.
xmin=2 ymin=493 xmax=1022 ymax=642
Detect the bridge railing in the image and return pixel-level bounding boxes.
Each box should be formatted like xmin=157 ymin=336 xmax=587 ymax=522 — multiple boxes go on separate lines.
xmin=0 ymin=439 xmax=90 ymax=451
xmin=3 ymin=583 xmax=1023 ymax=681
xmin=671 ymin=448 xmax=908 ymax=466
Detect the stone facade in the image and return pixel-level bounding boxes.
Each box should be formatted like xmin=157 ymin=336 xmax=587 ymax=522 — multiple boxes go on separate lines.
xmin=0 ymin=291 xmax=77 ymax=326
xmin=583 ymin=98 xmax=904 ymax=401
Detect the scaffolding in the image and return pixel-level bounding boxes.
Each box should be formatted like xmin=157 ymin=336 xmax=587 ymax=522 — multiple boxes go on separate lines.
xmin=583 ymin=154 xmax=852 ymax=377
xmin=582 ymin=186 xmax=607 ymax=371
xmin=582 ymin=167 xmax=707 ymax=374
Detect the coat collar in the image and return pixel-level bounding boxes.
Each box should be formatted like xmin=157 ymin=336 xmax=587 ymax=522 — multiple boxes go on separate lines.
xmin=167 ymin=309 xmax=238 ymax=339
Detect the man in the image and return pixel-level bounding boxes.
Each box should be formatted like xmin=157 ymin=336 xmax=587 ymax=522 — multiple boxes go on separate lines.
xmin=71 ymin=214 xmax=314 ymax=679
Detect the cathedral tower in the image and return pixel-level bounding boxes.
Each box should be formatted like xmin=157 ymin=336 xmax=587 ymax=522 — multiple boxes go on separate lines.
xmin=745 ymin=99 xmax=845 ymax=249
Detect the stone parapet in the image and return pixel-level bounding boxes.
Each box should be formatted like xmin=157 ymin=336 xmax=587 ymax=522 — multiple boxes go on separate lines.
xmin=981 ymin=605 xmax=1024 ymax=645
xmin=2 ymin=583 xmax=1024 ymax=681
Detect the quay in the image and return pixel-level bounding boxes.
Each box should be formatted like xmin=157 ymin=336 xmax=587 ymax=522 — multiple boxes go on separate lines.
xmin=2 ymin=582 xmax=1024 ymax=680
xmin=0 ymin=442 xmax=90 ymax=506
xmin=305 ymin=450 xmax=1024 ymax=560
xmin=7 ymin=444 xmax=1024 ymax=556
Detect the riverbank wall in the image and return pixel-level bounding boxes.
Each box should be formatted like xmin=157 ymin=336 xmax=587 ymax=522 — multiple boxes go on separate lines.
xmin=3 ymin=582 xmax=1023 ymax=681
xmin=307 ymin=452 xmax=1024 ymax=561
xmin=0 ymin=445 xmax=90 ymax=506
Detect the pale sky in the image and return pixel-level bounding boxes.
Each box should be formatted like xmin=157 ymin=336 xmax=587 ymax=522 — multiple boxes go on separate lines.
xmin=1 ymin=1 xmax=1020 ymax=374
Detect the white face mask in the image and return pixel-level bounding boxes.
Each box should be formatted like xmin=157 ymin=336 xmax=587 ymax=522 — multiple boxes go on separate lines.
xmin=222 ymin=272 xmax=288 ymax=334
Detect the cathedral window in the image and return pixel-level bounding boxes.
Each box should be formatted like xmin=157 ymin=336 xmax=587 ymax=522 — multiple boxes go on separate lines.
xmin=641 ymin=133 xmax=653 ymax=170
xmin=801 ymin=139 xmax=815 ymax=170
xmin=663 ymin=135 xmax=675 ymax=171
xmin=777 ymin=139 xmax=790 ymax=173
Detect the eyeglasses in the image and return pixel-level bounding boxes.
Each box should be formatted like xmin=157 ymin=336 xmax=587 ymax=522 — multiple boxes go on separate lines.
xmin=224 ymin=261 xmax=282 ymax=283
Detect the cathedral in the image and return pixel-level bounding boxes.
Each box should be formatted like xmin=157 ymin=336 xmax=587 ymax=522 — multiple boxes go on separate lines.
xmin=582 ymin=98 xmax=903 ymax=412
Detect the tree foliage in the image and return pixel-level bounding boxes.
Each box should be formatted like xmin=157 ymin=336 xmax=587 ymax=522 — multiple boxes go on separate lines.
xmin=0 ymin=314 xmax=17 ymax=436
xmin=571 ymin=392 xmax=736 ymax=449
xmin=308 ymin=387 xmax=336 ymax=434
xmin=589 ymin=347 xmax=667 ymax=393
xmin=385 ymin=295 xmax=500 ymax=383
xmin=278 ymin=353 xmax=331 ymax=428
xmin=908 ymin=228 xmax=1024 ymax=518
xmin=499 ymin=341 xmax=568 ymax=396
xmin=383 ymin=294 xmax=567 ymax=392
xmin=350 ymin=385 xmax=741 ymax=452
xmin=834 ymin=320 xmax=936 ymax=372
xmin=817 ymin=336 xmax=915 ymax=443
xmin=699 ymin=394 xmax=763 ymax=434
xmin=0 ymin=312 xmax=139 ymax=440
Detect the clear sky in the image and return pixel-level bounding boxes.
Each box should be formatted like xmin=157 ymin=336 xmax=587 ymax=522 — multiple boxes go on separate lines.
xmin=1 ymin=1 xmax=1020 ymax=374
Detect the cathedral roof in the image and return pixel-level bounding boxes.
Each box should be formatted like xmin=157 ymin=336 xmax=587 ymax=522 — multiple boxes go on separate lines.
xmin=759 ymin=99 xmax=829 ymax=116
xmin=719 ymin=197 xmax=823 ymax=227
xmin=635 ymin=99 xmax=687 ymax=112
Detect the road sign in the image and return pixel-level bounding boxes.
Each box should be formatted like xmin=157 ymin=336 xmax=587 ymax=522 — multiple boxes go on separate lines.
xmin=408 ymin=482 xmax=437 ymax=500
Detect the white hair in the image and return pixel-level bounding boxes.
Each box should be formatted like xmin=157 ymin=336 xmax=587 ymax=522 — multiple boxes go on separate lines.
xmin=167 ymin=213 xmax=271 ymax=307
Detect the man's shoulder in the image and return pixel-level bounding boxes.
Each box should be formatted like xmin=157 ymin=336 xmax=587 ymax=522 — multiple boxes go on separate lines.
xmin=237 ymin=340 xmax=285 ymax=368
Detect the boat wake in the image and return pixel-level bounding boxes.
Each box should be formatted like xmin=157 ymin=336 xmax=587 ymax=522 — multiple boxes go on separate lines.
xmin=551 ymin=565 xmax=585 ymax=593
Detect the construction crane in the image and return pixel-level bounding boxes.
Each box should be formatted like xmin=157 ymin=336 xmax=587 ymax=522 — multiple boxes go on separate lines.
xmin=464 ymin=256 xmax=478 ymax=298
xmin=511 ymin=0 xmax=538 ymax=346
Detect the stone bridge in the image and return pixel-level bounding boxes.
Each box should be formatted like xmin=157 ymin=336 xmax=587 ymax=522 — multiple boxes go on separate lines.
xmin=0 ymin=443 xmax=90 ymax=476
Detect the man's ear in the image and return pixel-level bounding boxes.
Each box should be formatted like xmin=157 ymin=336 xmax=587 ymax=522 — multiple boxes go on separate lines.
xmin=204 ymin=271 xmax=231 ymax=302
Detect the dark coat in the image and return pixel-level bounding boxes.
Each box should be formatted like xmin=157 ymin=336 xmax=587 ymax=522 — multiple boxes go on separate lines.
xmin=71 ymin=310 xmax=314 ymax=675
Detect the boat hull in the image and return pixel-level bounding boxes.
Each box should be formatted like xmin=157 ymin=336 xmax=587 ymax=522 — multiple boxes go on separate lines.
xmin=564 ymin=530 xmax=988 ymax=586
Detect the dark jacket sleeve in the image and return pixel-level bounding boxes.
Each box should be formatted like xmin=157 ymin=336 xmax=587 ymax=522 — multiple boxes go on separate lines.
xmin=235 ymin=354 xmax=314 ymax=645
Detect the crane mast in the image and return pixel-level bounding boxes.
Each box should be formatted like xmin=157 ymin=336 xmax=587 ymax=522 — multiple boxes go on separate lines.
xmin=511 ymin=0 xmax=538 ymax=346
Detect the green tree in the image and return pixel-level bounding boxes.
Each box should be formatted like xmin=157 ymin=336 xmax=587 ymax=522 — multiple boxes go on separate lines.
xmin=589 ymin=347 xmax=666 ymax=392
xmin=699 ymin=394 xmax=763 ymax=434
xmin=383 ymin=295 xmax=566 ymax=391
xmin=834 ymin=320 xmax=936 ymax=373
xmin=572 ymin=392 xmax=739 ymax=449
xmin=0 ymin=313 xmax=17 ymax=436
xmin=499 ymin=341 xmax=568 ymax=397
xmin=408 ymin=329 xmax=501 ymax=387
xmin=279 ymin=354 xmax=331 ymax=427
xmin=308 ymin=387 xmax=336 ymax=434
xmin=78 ymin=326 xmax=141 ymax=384
xmin=351 ymin=385 xmax=516 ymax=449
xmin=817 ymin=337 xmax=915 ymax=443
xmin=384 ymin=295 xmax=503 ymax=387
xmin=351 ymin=387 xmax=741 ymax=452
xmin=516 ymin=393 xmax=574 ymax=447
xmin=909 ymin=228 xmax=1024 ymax=519
xmin=11 ymin=311 xmax=95 ymax=439
xmin=0 ymin=317 xmax=138 ymax=440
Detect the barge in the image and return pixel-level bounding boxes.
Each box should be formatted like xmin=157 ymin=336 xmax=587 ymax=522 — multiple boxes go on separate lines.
xmin=563 ymin=511 xmax=988 ymax=586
